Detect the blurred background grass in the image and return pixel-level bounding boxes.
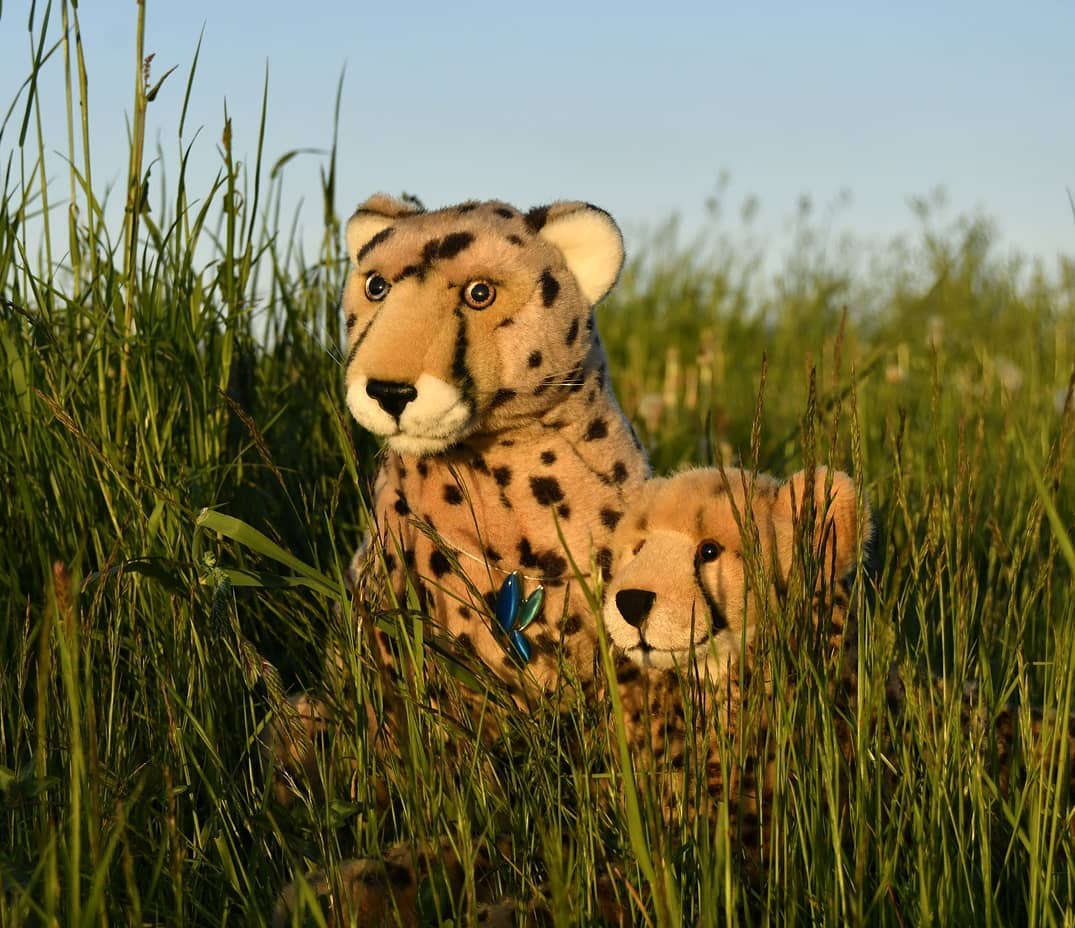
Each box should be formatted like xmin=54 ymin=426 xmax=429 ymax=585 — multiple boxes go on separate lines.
xmin=1 ymin=3 xmax=1074 ymax=925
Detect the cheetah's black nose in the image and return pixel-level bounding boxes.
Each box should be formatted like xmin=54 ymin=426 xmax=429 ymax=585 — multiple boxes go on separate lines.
xmin=616 ymin=588 xmax=656 ymax=628
xmin=366 ymin=379 xmax=417 ymax=419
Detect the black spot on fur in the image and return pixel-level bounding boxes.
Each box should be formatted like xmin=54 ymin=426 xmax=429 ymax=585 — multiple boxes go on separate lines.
xmin=417 ymin=459 xmax=429 ymax=477
xmin=421 ymin=239 xmax=441 ymax=265
xmin=494 ymin=206 xmax=514 ymax=219
xmin=430 ymin=550 xmax=451 ymax=577
xmin=557 ymin=503 xmax=571 ymax=519
xmin=528 ymin=350 xmax=543 ymax=368
xmin=438 ymin=231 xmax=475 ymax=259
xmin=518 ymin=539 xmax=539 ymax=568
xmin=496 ymin=317 xmax=515 ymax=329
xmin=443 ymin=484 xmax=464 ymax=505
xmin=345 ymin=313 xmax=357 ymax=331
xmin=492 ymin=466 xmax=513 ymax=487
xmin=394 ymin=491 xmax=411 ymax=515
xmin=617 ymin=663 xmax=641 ymax=684
xmin=529 ymin=475 xmax=564 ymax=506
xmin=525 ymin=205 xmax=550 ymax=232
xmin=538 ymin=550 xmax=567 ymax=578
xmin=540 ymin=269 xmax=560 ymax=307
xmin=485 ymin=545 xmax=503 ymax=563
xmin=610 ymin=461 xmax=629 ymax=485
xmin=565 ymin=318 xmax=580 ymax=346
xmin=394 ymin=265 xmax=421 ymax=283
xmin=585 ymin=313 xmax=595 ymax=332
xmin=584 ymin=418 xmax=608 ymax=441
xmin=600 ymin=508 xmax=623 ymax=530
xmin=457 ymin=202 xmax=478 ymax=213
xmin=563 ymin=613 xmax=583 ymax=635
xmin=356 ymin=227 xmax=393 ymax=263
xmin=383 ymin=552 xmax=397 ymax=574
xmin=535 ymin=633 xmax=558 ymax=655
xmin=507 ymin=234 xmax=524 ymax=246
xmin=540 ymin=450 xmax=556 ymax=465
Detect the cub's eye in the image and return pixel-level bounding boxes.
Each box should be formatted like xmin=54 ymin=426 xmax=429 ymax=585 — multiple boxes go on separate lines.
xmin=365 ymin=273 xmax=390 ymax=301
xmin=631 ymin=539 xmax=647 ymax=556
xmin=697 ymin=540 xmax=723 ymax=563
xmin=462 ymin=280 xmax=496 ymax=310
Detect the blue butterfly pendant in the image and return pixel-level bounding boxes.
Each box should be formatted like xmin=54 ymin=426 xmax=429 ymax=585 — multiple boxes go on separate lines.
xmin=494 ymin=572 xmax=543 ymax=663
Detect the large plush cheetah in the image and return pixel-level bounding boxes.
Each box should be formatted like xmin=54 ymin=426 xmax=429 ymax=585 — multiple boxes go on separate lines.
xmin=272 ymin=196 xmax=650 ymax=922
xmin=342 ymin=194 xmax=648 ymax=699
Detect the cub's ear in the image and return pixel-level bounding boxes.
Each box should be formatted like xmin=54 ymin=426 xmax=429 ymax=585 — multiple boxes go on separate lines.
xmin=346 ymin=194 xmax=422 ymax=266
xmin=773 ymin=467 xmax=873 ymax=585
xmin=526 ymin=202 xmax=625 ymax=305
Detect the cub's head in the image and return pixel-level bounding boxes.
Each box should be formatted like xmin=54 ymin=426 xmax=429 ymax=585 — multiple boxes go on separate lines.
xmin=603 ymin=466 xmax=872 ymax=678
xmin=342 ymin=195 xmax=625 ymax=457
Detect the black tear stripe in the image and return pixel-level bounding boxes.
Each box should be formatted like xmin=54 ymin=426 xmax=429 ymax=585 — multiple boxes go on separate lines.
xmin=693 ymin=558 xmax=728 ymax=632
xmin=356 ymin=226 xmax=393 ymax=263
xmin=451 ymin=309 xmax=476 ymax=406
xmin=438 ymin=231 xmax=475 ymax=259
xmin=494 ymin=207 xmax=515 ymax=219
xmin=345 ymin=307 xmax=381 ymax=369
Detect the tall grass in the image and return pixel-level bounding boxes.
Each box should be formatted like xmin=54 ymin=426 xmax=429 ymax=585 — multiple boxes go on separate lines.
xmin=2 ymin=4 xmax=1074 ymax=925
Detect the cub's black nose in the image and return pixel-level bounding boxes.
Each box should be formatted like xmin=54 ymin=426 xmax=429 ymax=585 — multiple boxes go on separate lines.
xmin=366 ymin=379 xmax=418 ymax=419
xmin=615 ymin=588 xmax=656 ymax=628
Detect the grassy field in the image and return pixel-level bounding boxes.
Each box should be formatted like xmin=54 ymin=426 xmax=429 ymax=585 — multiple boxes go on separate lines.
xmin=2 ymin=7 xmax=1075 ymax=926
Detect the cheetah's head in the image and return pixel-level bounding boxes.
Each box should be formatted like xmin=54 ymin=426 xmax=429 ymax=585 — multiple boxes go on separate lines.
xmin=342 ymin=196 xmax=624 ymax=457
xmin=603 ymin=466 xmax=872 ymax=679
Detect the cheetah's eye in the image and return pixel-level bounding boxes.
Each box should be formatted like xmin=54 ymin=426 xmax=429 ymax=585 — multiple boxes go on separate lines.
xmin=697 ymin=540 xmax=723 ymax=563
xmin=463 ymin=280 xmax=496 ymax=310
xmin=365 ymin=273 xmax=390 ymax=301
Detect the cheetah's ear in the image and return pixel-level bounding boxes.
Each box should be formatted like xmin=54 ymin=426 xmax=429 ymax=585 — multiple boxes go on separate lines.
xmin=773 ymin=467 xmax=872 ymax=585
xmin=527 ymin=202 xmax=625 ymax=305
xmin=346 ymin=194 xmax=422 ymax=266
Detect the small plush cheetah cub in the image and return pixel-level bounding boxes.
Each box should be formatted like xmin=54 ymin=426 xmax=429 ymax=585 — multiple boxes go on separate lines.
xmin=604 ymin=465 xmax=871 ymax=683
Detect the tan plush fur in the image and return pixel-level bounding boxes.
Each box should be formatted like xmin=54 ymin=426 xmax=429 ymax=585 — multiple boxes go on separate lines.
xmin=343 ymin=195 xmax=649 ymax=698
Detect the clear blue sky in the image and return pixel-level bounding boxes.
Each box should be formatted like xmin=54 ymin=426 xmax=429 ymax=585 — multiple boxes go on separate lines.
xmin=2 ymin=1 xmax=1073 ymax=268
